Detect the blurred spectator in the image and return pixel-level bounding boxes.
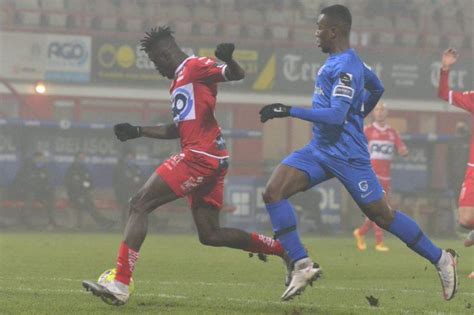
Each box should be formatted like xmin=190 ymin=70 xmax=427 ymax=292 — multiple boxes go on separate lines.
xmin=65 ymin=152 xmax=115 ymax=229
xmin=447 ymin=121 xmax=470 ymax=204
xmin=291 ymin=189 xmax=328 ymax=235
xmin=9 ymin=151 xmax=57 ymax=228
xmin=113 ymin=150 xmax=146 ymax=227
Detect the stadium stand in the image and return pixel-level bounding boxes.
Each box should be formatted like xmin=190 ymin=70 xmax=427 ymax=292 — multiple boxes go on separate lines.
xmin=1 ymin=0 xmax=471 ymax=49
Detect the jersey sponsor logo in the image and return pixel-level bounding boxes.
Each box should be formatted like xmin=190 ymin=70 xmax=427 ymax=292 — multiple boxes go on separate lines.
xmin=369 ymin=140 xmax=394 ymax=160
xmin=339 ymin=72 xmax=352 ymax=87
xmin=171 ymin=83 xmax=196 ymax=123
xmin=333 ymin=85 xmax=354 ymax=99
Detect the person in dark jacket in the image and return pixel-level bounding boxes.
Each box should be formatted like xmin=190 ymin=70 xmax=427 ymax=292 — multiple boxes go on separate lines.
xmin=65 ymin=152 xmax=114 ymax=229
xmin=12 ymin=151 xmax=58 ymax=228
xmin=113 ymin=150 xmax=146 ymax=227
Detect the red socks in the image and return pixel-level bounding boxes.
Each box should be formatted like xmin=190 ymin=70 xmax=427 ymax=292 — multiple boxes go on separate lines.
xmin=359 ymin=218 xmax=385 ymax=244
xmin=358 ymin=218 xmax=372 ymax=235
xmin=115 ymin=241 xmax=139 ymax=285
xmin=245 ymin=232 xmax=285 ymax=257
xmin=373 ymin=222 xmax=384 ymax=244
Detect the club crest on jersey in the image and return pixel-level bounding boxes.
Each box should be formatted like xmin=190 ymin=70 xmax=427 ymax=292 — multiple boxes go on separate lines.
xmin=358 ymin=180 xmax=369 ymax=192
xmin=171 ymin=83 xmax=195 ymax=123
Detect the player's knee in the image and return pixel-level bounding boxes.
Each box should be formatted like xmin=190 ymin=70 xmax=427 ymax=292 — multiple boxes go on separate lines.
xmin=128 ymin=193 xmax=147 ymax=216
xmin=262 ymin=186 xmax=283 ymax=204
xmin=364 ymin=203 xmax=394 ymax=230
xmin=458 ymin=208 xmax=474 ymax=229
xmin=198 ymin=231 xmax=222 ymax=247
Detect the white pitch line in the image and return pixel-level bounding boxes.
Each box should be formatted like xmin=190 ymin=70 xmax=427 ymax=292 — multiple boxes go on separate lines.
xmin=1 ymin=276 xmax=473 ymax=297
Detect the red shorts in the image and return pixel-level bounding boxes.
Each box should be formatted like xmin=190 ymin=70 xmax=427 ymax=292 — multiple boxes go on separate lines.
xmin=459 ymin=166 xmax=474 ymax=207
xmin=156 ymin=150 xmax=228 ymax=209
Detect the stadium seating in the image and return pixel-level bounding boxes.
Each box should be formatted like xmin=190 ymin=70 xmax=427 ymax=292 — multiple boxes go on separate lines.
xmin=0 ymin=0 xmax=470 ymax=50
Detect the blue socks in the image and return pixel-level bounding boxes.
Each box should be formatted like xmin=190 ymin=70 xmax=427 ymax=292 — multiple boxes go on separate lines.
xmin=266 ymin=199 xmax=308 ymax=263
xmin=388 ymin=210 xmax=442 ymax=264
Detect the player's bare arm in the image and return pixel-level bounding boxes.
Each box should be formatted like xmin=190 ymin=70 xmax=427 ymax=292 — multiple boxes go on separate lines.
xmin=113 ymin=123 xmax=179 ymax=142
xmin=215 ymin=43 xmax=245 ymax=81
xmin=141 ymin=124 xmax=179 ymax=139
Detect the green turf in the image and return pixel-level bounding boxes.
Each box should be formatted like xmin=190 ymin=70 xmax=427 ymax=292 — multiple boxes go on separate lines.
xmin=0 ymin=233 xmax=472 ymax=314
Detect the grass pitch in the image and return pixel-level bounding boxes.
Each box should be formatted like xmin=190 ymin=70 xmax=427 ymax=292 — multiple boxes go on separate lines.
xmin=0 ymin=233 xmax=472 ymax=314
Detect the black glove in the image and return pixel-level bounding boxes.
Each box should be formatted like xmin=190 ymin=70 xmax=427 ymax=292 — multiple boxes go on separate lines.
xmin=259 ymin=103 xmax=292 ymax=123
xmin=215 ymin=43 xmax=235 ymax=63
xmin=113 ymin=123 xmax=142 ymax=142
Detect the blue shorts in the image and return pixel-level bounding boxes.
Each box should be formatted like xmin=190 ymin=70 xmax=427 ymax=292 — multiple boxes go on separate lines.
xmin=282 ymin=144 xmax=384 ymax=205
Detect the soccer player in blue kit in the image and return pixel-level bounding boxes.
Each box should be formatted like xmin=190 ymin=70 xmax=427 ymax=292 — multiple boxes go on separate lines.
xmin=259 ymin=5 xmax=458 ymax=301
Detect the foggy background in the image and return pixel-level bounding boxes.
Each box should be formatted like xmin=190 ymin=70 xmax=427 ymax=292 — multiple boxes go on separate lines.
xmin=0 ymin=0 xmax=472 ymax=237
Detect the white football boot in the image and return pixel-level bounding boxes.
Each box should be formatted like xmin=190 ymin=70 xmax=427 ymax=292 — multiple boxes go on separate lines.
xmin=281 ymin=257 xmax=322 ymax=301
xmin=82 ymin=280 xmax=130 ymax=306
xmin=435 ymin=249 xmax=458 ymax=301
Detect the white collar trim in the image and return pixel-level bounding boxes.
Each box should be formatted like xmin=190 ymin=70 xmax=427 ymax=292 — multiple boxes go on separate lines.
xmin=373 ymin=122 xmax=389 ymax=131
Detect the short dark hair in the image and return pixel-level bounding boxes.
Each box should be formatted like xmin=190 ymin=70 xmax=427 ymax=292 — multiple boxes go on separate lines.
xmin=321 ymin=4 xmax=352 ymax=36
xmin=140 ymin=26 xmax=175 ymax=54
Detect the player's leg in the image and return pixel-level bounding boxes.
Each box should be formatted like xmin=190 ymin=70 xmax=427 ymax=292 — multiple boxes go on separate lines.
xmin=188 ymin=168 xmax=286 ymax=257
xmin=458 ymin=167 xmax=474 ymax=229
xmin=353 ymin=218 xmax=370 ymax=250
xmin=83 ymin=172 xmax=179 ymax=305
xmin=360 ymin=198 xmax=458 ymax=300
xmin=457 ymin=171 xmax=474 ymax=278
xmin=263 ymin=146 xmax=330 ymax=300
xmin=374 ymin=181 xmax=390 ymax=251
xmin=191 ymin=205 xmax=284 ymax=256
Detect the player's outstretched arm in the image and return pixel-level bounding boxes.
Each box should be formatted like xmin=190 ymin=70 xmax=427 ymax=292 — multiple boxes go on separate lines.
xmin=113 ymin=123 xmax=179 ymax=142
xmin=259 ymin=102 xmax=350 ymax=125
xmin=438 ymin=48 xmax=473 ymax=111
xmin=362 ymin=66 xmax=384 ymax=117
xmin=215 ymin=43 xmax=245 ymax=81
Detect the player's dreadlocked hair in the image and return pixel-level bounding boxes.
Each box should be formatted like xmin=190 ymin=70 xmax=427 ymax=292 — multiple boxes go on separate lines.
xmin=140 ymin=26 xmax=175 ymax=53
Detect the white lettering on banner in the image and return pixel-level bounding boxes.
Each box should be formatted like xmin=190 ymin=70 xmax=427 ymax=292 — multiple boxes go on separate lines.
xmin=316 ymin=187 xmax=340 ymax=210
xmin=283 ymin=54 xmax=321 ymax=82
xmin=53 ymin=137 xmax=117 ymax=155
xmin=391 ymin=64 xmax=419 ymax=86
xmin=430 ymin=61 xmax=467 ymax=89
xmin=46 ymin=34 xmax=91 ymax=76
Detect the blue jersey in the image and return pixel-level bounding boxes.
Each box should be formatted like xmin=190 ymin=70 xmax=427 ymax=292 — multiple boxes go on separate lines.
xmin=310 ymin=48 xmax=369 ymax=161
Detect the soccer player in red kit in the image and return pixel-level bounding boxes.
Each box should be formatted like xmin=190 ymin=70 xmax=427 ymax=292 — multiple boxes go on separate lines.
xmin=438 ymin=47 xmax=474 ymax=279
xmin=82 ymin=27 xmax=287 ymax=305
xmin=353 ymin=102 xmax=408 ymax=251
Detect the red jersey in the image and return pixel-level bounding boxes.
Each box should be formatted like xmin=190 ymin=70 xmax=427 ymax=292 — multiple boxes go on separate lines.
xmin=170 ymin=56 xmax=229 ymax=158
xmin=438 ymin=69 xmax=474 ymax=166
xmin=365 ymin=123 xmax=407 ymax=180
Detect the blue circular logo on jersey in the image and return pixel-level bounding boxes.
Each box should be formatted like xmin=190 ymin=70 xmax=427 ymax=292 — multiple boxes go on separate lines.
xmin=172 ymin=87 xmax=194 ymax=121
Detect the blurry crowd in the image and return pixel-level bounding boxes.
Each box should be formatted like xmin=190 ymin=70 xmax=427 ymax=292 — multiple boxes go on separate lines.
xmin=1 ymin=0 xmax=471 ymax=48
xmin=1 ymin=150 xmax=146 ymax=231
